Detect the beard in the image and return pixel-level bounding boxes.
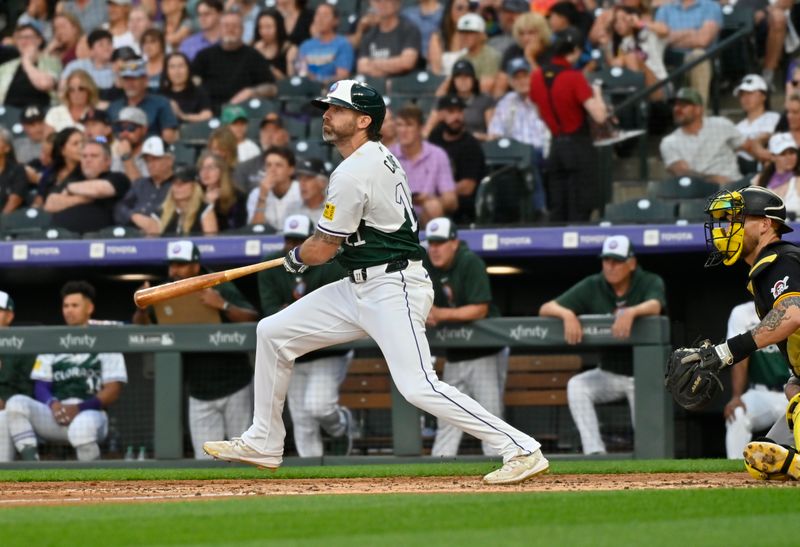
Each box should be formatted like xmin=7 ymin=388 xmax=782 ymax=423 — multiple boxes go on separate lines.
xmin=443 ymin=121 xmax=464 ymax=136
xmin=321 ymin=118 xmax=356 ymax=143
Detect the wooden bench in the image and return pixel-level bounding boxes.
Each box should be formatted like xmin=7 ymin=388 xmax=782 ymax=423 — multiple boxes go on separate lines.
xmin=504 ymin=354 xmax=582 ymax=407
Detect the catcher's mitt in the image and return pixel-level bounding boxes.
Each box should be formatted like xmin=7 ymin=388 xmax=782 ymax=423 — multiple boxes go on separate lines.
xmin=664 ymin=340 xmax=725 ymax=411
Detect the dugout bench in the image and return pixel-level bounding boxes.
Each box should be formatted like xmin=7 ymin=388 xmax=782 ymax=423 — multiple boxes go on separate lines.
xmin=0 ymin=317 xmax=671 ymax=460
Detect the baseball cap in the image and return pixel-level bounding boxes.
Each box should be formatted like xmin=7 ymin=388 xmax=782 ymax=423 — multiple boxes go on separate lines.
xmin=552 ymin=26 xmax=583 ymax=55
xmin=260 ymin=112 xmax=283 ymax=128
xmin=108 ymin=0 xmax=132 ymax=5
xmin=452 ymin=59 xmax=476 ymax=78
xmin=437 ymin=95 xmax=466 ymax=110
xmin=221 ymin=105 xmax=249 ymax=125
xmin=21 ymin=105 xmax=44 ymax=123
xmin=167 ymin=240 xmax=200 ymax=263
xmin=425 ymin=217 xmax=458 ymax=242
xmin=141 ymin=136 xmax=174 ymax=157
xmin=506 ymin=57 xmax=531 ymax=76
xmin=117 ymin=106 xmax=147 ymax=127
xmin=111 ymin=46 xmax=139 ymax=62
xmin=457 ymin=13 xmax=486 ymax=33
xmin=502 ymin=0 xmax=530 ymax=12
xmin=734 ymin=74 xmax=768 ymax=96
xmin=0 ymin=290 xmax=15 ymax=312
xmin=283 ymin=214 xmax=314 ymax=239
xmin=600 ymin=235 xmax=634 ymax=260
xmin=120 ymin=59 xmax=147 ymax=78
xmin=769 ymin=132 xmax=798 ymax=155
xmin=295 ymin=157 xmax=329 ymax=177
xmin=174 ymin=165 xmax=198 ymax=183
xmin=81 ymin=109 xmax=111 ymax=125
xmin=674 ymin=87 xmax=703 ymax=106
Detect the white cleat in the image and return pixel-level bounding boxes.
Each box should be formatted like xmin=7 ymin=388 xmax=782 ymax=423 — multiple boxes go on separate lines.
xmin=483 ymin=449 xmax=550 ymax=485
xmin=202 ymin=438 xmax=282 ymax=469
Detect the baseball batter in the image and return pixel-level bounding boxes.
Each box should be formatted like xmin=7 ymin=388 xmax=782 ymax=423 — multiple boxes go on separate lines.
xmin=205 ymin=80 xmax=548 ymax=484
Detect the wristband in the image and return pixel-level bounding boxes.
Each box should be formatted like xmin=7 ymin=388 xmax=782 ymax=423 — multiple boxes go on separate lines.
xmin=77 ymin=397 xmax=102 ymax=412
xmin=726 ymin=332 xmax=758 ymax=364
xmin=46 ymin=397 xmax=59 ymax=408
xmin=222 ymin=301 xmax=230 ymax=312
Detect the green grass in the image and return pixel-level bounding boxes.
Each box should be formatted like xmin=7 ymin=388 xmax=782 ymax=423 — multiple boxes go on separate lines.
xmin=1 ymin=488 xmax=797 ymax=547
xmin=0 ymin=458 xmax=743 ymax=482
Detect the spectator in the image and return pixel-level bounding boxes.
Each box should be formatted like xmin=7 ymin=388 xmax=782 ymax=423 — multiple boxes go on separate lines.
xmin=0 ymin=24 xmax=60 ymax=110
xmin=58 ymin=0 xmax=107 ymax=39
xmin=197 ymin=152 xmax=248 ymax=232
xmin=45 ymin=69 xmax=100 ymax=134
xmin=106 ymin=0 xmax=137 ymax=51
xmin=428 ymin=59 xmax=494 ymax=139
xmin=192 ymin=10 xmax=276 ymax=112
xmin=34 ymin=127 xmax=84 ymax=207
xmin=428 ymin=95 xmax=486 ymax=224
xmin=0 ymin=291 xmax=35 ymax=463
xmin=234 ymin=112 xmax=291 ymax=192
xmin=253 ymin=8 xmax=296 ymax=80
xmin=162 ymin=0 xmax=193 ymax=52
xmin=14 ymin=106 xmax=47 ymax=165
xmin=81 ymin=109 xmax=113 ymax=144
xmin=132 ymin=241 xmax=258 ymax=459
xmin=128 ymin=6 xmax=153 ymax=50
xmin=356 ymin=0 xmax=421 ymax=78
xmin=110 ymin=106 xmax=150 ymax=181
xmin=488 ymin=57 xmax=549 ymax=219
xmin=381 ymin=106 xmax=398 ymax=147
xmin=276 ymin=0 xmax=315 ymax=46
xmin=231 ymin=0 xmax=260 ymax=44
xmin=160 ymin=52 xmax=213 ymax=124
xmin=44 ymin=137 xmax=131 ymax=234
xmin=734 ymin=74 xmax=779 ymax=176
xmin=539 ymin=235 xmax=666 ymax=455
xmin=180 ymin=0 xmax=224 ymax=61
xmin=402 ymin=0 xmax=445 ymax=61
xmin=159 ymin=166 xmax=217 ymax=234
xmin=29 ymin=132 xmax=56 ymax=187
xmin=293 ymin=3 xmax=354 ymax=83
xmin=724 ymin=301 xmax=790 ymax=459
xmin=113 ymin=136 xmax=175 ymax=235
xmin=102 ymin=45 xmax=140 ymax=104
xmin=660 ymin=87 xmax=751 ymax=184
xmin=655 ymin=0 xmax=722 ymax=106
xmin=424 ymin=217 xmax=508 ymax=457
xmin=390 ymin=103 xmax=457 ymax=226
xmin=258 ymin=214 xmax=353 ymax=456
xmin=207 ymin=126 xmax=240 ymax=171
xmin=488 ymin=0 xmax=530 ymax=60
xmin=454 ymin=13 xmax=501 ymax=97
xmin=529 ymin=27 xmax=608 ymax=222
xmin=754 ymin=133 xmax=800 ymax=217
xmin=427 ymin=0 xmax=469 ymax=75
xmin=60 ymin=28 xmax=115 ymax=93
xmin=762 ymin=0 xmax=793 ymax=89
xmin=141 ymin=28 xmax=166 ymax=91
xmin=220 ymin=105 xmax=261 ymax=163
xmin=502 ymin=10 xmax=551 ymax=73
xmin=108 ymin=59 xmax=179 ymax=142
xmin=6 ymin=281 xmax=127 ymax=462
xmin=246 ymin=145 xmax=301 ymax=229
xmin=17 ymin=0 xmax=53 ymax=43
xmin=286 ymin=158 xmax=330 ymax=219
xmin=0 ymin=127 xmax=29 ymax=214
xmin=548 ymin=1 xmax=592 ymax=44
xmin=46 ymin=12 xmax=83 ymax=67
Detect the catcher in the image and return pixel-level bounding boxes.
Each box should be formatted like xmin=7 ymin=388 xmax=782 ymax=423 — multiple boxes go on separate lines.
xmin=665 ymin=186 xmax=800 ymax=480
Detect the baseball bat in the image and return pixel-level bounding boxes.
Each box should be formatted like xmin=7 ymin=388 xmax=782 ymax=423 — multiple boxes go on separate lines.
xmin=133 ymin=257 xmax=285 ymax=309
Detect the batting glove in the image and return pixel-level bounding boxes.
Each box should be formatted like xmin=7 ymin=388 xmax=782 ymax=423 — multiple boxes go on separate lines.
xmin=284 ymin=246 xmax=308 ymax=274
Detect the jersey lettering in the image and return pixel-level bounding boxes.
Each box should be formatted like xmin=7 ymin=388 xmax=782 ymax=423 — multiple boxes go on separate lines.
xmin=383 ymin=154 xmax=400 ymax=174
xmin=395 ymin=183 xmax=418 ymax=232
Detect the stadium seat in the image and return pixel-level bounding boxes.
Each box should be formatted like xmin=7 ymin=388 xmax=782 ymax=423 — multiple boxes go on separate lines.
xmin=603 ymin=198 xmax=676 ymax=224
xmin=277 ymin=76 xmax=324 ymax=115
xmin=291 ymin=139 xmax=332 ymax=162
xmin=25 ymin=226 xmax=80 ymax=240
xmin=84 ymin=226 xmax=144 ymax=239
xmin=1 ymin=207 xmax=52 ymax=239
xmin=0 ymin=105 xmax=22 ymax=132
xmin=225 ymin=223 xmax=277 ymax=235
xmin=646 ymin=176 xmax=720 ymax=200
xmin=676 ymin=199 xmax=709 ymax=223
xmin=355 ymin=75 xmax=388 ymax=96
xmin=238 ymin=98 xmax=280 ymax=121
xmin=173 ymin=143 xmax=197 ymax=167
xmin=388 ymin=71 xmax=445 ymax=97
xmin=180 ymin=119 xmax=220 ymax=144
xmin=475 ymin=164 xmax=535 ymax=224
xmin=283 ymin=116 xmax=309 ymax=140
xmin=481 ymin=138 xmax=533 ymax=170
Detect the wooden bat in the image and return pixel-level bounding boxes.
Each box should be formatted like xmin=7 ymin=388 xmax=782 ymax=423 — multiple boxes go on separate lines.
xmin=134 ymin=257 xmax=285 ymax=309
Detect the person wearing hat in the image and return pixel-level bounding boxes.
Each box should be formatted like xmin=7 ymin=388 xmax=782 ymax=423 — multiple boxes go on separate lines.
xmin=428 ymin=94 xmax=486 ymax=224
xmin=234 ymin=112 xmax=292 ymax=193
xmin=158 ymin=166 xmax=219 ymax=235
xmin=455 ymin=13 xmax=501 ymax=96
xmin=44 ymin=135 xmax=132 ymax=234
xmin=0 ymin=126 xmax=28 ymax=215
xmin=221 ymin=105 xmax=261 ymax=163
xmin=14 ymin=105 xmax=48 ymax=165
xmin=539 ymin=235 xmax=666 ymax=454
xmin=661 ymin=86 xmax=758 ymax=185
xmin=113 ymin=136 xmax=176 ymax=235
xmin=0 ymin=291 xmax=36 ymax=462
xmin=734 ymin=74 xmax=780 ymax=176
xmin=257 ymin=214 xmax=354 ymax=457
xmin=286 ymin=157 xmax=332 ymax=220
xmin=423 ymin=217 xmax=509 ymax=457
xmin=751 ymin=133 xmax=800 ymax=219
xmin=0 ymin=23 xmax=60 ymax=109
xmin=110 ymin=105 xmax=151 ymax=181
xmin=60 ymin=29 xmax=115 ymax=92
xmin=428 ymin=58 xmax=495 ymax=139
xmin=355 ymin=0 xmax=422 ymax=78
xmin=132 ymin=240 xmax=259 ymax=459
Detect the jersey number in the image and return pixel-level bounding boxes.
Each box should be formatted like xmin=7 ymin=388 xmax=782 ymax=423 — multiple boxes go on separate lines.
xmin=395 ymin=183 xmax=418 ymax=231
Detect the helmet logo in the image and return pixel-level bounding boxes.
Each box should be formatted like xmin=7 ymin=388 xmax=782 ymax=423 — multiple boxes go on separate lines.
xmin=329 ymin=82 xmax=338 ymax=93
xmin=771 ymin=276 xmax=790 ymax=299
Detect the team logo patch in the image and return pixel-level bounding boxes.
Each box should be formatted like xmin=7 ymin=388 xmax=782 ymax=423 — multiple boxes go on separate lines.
xmin=771 ymin=275 xmax=790 ymax=298
xmin=323 ymin=202 xmax=336 ymax=221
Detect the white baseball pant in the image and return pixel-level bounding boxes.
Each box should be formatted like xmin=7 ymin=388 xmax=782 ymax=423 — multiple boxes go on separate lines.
xmin=726 ymin=385 xmax=787 ymax=458
xmin=287 ymin=353 xmax=351 ymax=457
xmin=241 ymin=261 xmax=540 ymax=465
xmin=189 ymin=380 xmax=253 ymax=459
xmin=431 ymin=348 xmax=509 ymax=457
xmin=567 ymin=368 xmax=635 ymax=455
xmin=5 ymin=395 xmax=108 ymax=460
xmin=0 ymin=410 xmax=12 ymax=462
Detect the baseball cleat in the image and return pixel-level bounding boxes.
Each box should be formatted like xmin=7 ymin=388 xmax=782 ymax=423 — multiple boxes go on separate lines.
xmin=202 ymin=438 xmax=281 ymax=469
xmin=482 ymin=449 xmax=549 ymax=485
xmin=743 ymin=441 xmax=800 ymax=480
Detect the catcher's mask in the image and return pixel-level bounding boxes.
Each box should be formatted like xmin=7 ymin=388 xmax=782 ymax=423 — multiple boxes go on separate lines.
xmin=704 ymin=186 xmax=793 ymax=267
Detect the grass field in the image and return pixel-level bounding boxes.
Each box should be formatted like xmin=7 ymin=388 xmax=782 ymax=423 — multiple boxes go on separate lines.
xmin=0 ymin=459 xmax=795 ymax=547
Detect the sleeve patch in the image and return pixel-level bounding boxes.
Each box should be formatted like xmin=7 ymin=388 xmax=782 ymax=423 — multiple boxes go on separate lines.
xmin=771 ymin=275 xmax=790 ymax=299
xmin=323 ymin=202 xmax=336 ymax=221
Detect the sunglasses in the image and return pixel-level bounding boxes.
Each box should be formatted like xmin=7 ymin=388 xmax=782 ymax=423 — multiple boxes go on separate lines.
xmin=792 ymin=80 xmax=800 ymax=86
xmin=115 ymin=122 xmax=141 ymax=133
xmin=68 ymin=86 xmax=88 ymax=92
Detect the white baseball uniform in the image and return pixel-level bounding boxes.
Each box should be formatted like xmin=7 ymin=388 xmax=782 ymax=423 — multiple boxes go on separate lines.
xmin=240 ymin=140 xmax=540 ymax=464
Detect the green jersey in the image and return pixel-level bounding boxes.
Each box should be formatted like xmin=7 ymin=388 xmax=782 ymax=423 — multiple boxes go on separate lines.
xmin=0 ymin=353 xmax=35 ymax=402
xmin=727 ymin=301 xmax=790 ymax=388
xmin=556 ymin=268 xmax=667 ymax=315
xmin=31 ymin=352 xmax=127 ymax=404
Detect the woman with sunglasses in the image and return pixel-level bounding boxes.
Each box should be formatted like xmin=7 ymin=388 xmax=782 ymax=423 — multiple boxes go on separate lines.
xmin=32 ymin=127 xmax=84 ymax=207
xmin=44 ymin=69 xmax=99 ymax=134
xmin=159 ymin=167 xmax=218 ymax=235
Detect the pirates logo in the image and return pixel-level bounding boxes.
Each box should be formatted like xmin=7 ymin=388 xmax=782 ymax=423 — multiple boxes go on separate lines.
xmin=771 ymin=275 xmax=790 ymax=299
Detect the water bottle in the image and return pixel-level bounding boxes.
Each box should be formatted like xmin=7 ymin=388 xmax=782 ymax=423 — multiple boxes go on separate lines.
xmin=124 ymin=445 xmax=135 ymax=461
xmin=137 ymin=446 xmax=147 ymax=461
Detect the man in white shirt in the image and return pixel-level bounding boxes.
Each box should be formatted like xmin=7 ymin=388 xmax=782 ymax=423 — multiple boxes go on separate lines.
xmin=246 ymin=146 xmax=302 ymax=230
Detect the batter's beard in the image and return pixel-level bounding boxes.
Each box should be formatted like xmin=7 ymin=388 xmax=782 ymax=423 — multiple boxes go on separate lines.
xmin=321 ymin=120 xmax=356 ymax=144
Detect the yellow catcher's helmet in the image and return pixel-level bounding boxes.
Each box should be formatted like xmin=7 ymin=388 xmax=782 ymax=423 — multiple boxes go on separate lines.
xmin=704 ymin=186 xmax=793 ymax=267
